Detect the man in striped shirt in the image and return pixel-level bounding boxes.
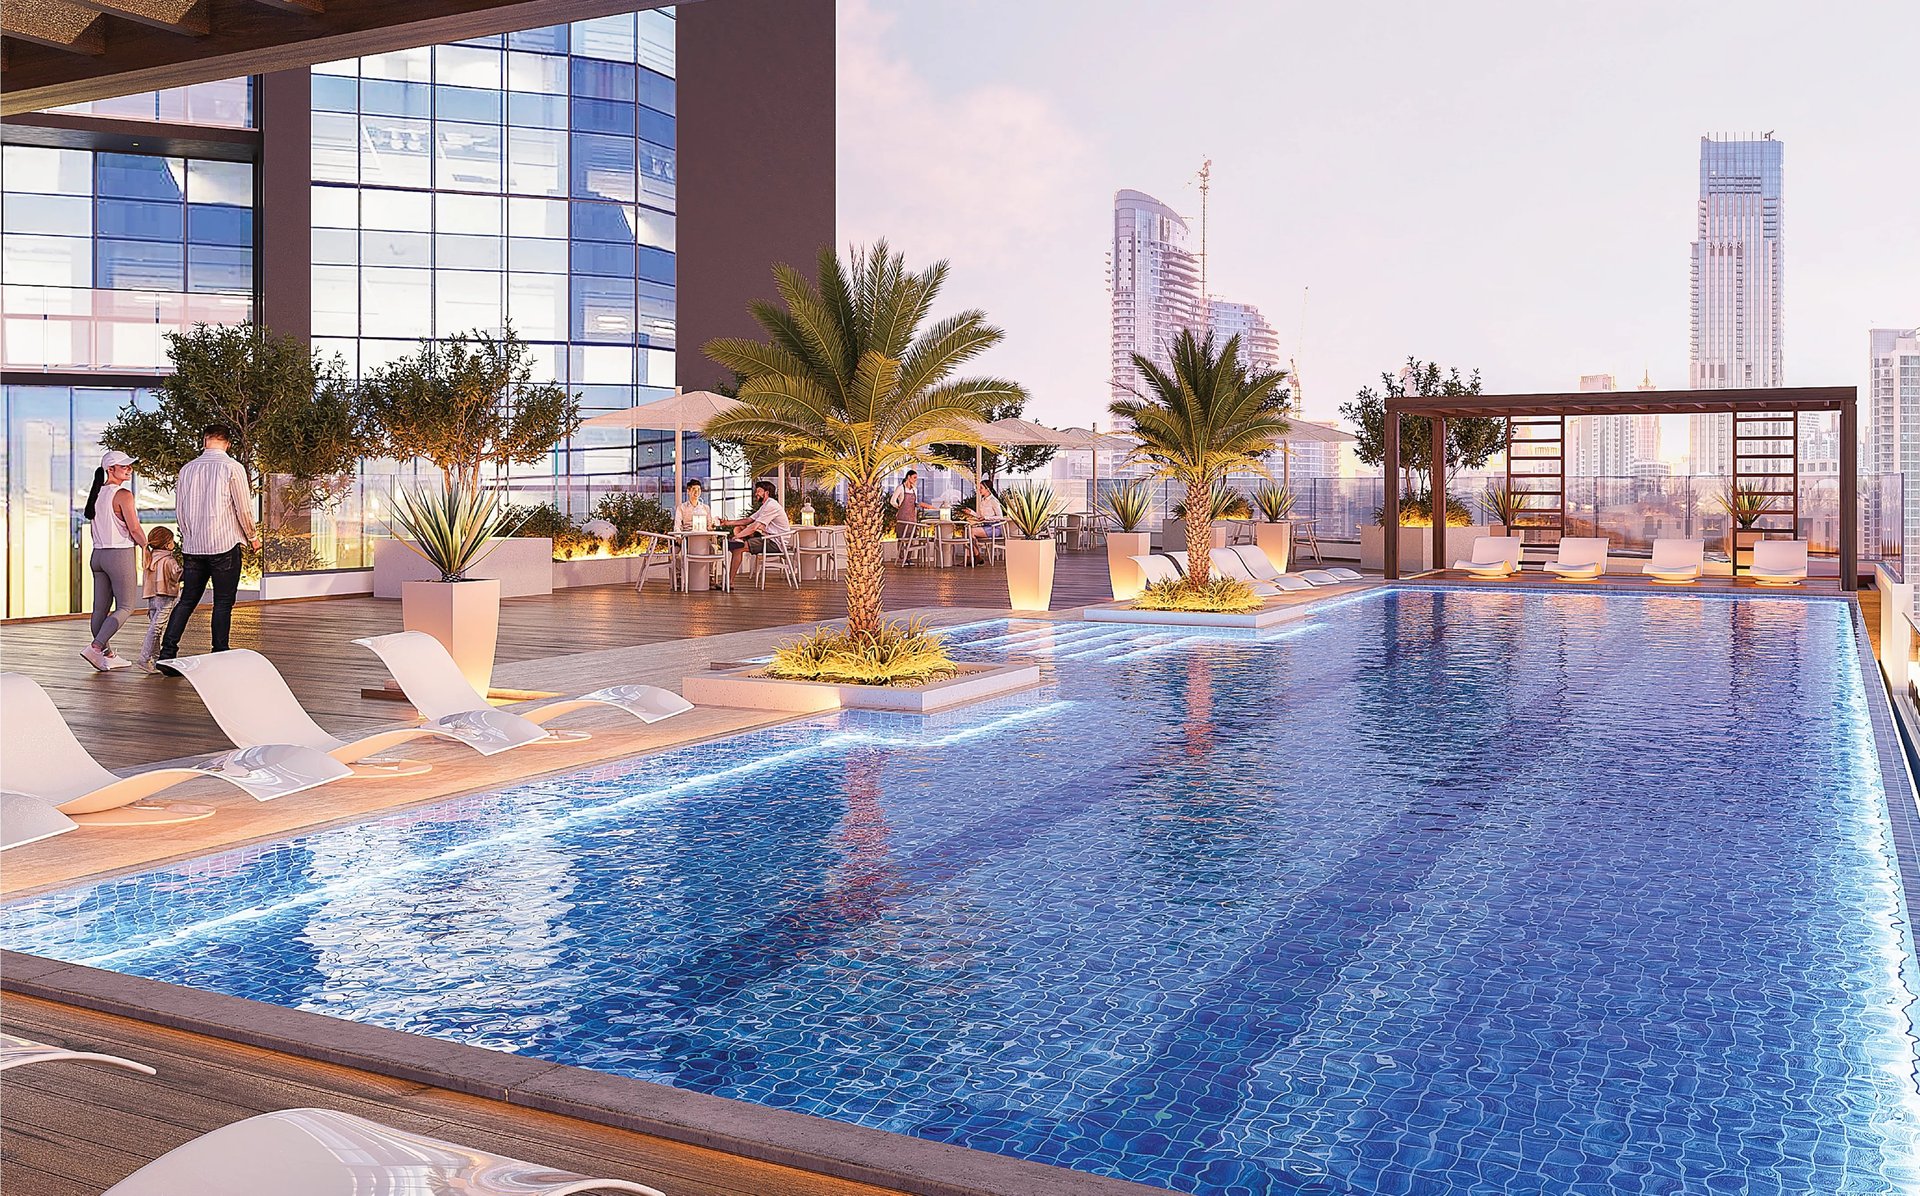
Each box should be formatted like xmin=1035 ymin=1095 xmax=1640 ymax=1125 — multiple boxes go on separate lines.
xmin=156 ymin=424 xmax=261 ymax=670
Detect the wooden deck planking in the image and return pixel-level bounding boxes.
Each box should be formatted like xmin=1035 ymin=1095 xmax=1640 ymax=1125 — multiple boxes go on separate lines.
xmin=0 ymin=993 xmax=908 ymax=1196
xmin=0 ymin=552 xmax=1120 ymax=771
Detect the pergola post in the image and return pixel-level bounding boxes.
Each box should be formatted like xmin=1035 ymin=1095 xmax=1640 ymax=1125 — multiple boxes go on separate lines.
xmin=1431 ymin=415 xmax=1448 ymax=576
xmin=1840 ymin=393 xmax=1858 ymax=592
xmin=1383 ymin=408 xmax=1400 ymax=580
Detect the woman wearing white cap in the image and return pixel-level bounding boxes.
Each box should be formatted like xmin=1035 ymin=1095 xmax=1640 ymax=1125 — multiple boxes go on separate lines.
xmin=81 ymin=449 xmax=145 ymax=671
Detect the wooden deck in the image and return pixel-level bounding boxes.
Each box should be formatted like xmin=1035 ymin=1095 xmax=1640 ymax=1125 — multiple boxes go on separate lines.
xmin=0 ymin=551 xmax=1120 ymax=771
xmin=0 ymin=993 xmax=906 ymax=1196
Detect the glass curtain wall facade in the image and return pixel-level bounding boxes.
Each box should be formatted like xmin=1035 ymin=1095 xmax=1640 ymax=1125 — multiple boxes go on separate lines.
xmin=310 ymin=10 xmax=687 ymax=510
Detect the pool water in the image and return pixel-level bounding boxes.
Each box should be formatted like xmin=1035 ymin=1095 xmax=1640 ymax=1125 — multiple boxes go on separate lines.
xmin=9 ymin=588 xmax=1920 ymax=1195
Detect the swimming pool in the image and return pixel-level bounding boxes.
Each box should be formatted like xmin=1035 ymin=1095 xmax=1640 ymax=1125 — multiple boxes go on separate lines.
xmin=8 ymin=588 xmax=1920 ymax=1195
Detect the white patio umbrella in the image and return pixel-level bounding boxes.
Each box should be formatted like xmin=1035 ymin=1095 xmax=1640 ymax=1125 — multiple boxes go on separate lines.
xmin=1055 ymin=425 xmax=1138 ymax=513
xmin=580 ymin=387 xmax=741 ymax=510
xmin=1272 ymin=418 xmax=1355 ymax=489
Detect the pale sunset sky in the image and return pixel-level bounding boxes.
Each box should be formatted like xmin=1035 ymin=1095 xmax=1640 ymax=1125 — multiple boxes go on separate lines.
xmin=835 ymin=0 xmax=1920 ymax=446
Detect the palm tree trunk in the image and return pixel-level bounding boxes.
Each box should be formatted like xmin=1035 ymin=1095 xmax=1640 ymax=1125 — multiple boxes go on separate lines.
xmin=1185 ymin=479 xmax=1212 ymax=592
xmin=845 ymin=481 xmax=886 ymax=639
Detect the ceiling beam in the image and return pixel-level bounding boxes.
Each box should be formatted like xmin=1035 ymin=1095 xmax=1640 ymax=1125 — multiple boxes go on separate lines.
xmin=66 ymin=0 xmax=211 ymax=36
xmin=2 ymin=1 xmax=109 ymax=56
xmin=2 ymin=0 xmax=680 ymax=116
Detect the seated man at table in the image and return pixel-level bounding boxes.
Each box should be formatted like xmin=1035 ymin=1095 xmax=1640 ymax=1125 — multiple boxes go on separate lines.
xmin=675 ymin=478 xmax=713 ymax=531
xmin=964 ymin=479 xmax=1004 ymax=555
xmin=723 ymin=480 xmax=792 ymax=575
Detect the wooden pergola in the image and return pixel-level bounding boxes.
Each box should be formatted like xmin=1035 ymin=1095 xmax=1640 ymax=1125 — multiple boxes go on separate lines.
xmin=1383 ymin=385 xmax=1859 ymax=591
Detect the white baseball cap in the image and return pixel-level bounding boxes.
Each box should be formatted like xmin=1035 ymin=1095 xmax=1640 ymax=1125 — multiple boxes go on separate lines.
xmin=100 ymin=450 xmax=134 ymax=469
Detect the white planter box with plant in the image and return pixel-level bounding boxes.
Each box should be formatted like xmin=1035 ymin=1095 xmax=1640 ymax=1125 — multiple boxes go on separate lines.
xmin=1102 ymin=481 xmax=1154 ymax=599
xmin=386 ymin=487 xmax=518 ymax=694
xmin=1001 ymin=484 xmax=1059 ymax=611
xmin=1250 ymin=482 xmax=1296 ymax=573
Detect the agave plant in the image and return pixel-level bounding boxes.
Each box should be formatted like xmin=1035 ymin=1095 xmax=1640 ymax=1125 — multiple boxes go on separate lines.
xmin=1001 ymin=484 xmax=1060 ymax=540
xmin=1480 ymin=482 xmax=1523 ymax=527
xmin=1714 ymin=483 xmax=1781 ymax=529
xmin=1252 ymin=482 xmax=1296 ymax=522
xmin=1101 ymin=482 xmax=1153 ymax=533
xmin=387 ymin=486 xmax=520 ymax=582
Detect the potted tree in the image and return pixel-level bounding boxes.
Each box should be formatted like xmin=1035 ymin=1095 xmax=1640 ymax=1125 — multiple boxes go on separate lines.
xmin=1480 ymin=481 xmax=1521 ymax=537
xmin=386 ymin=486 xmax=519 ymax=693
xmin=1111 ymin=329 xmax=1291 ymax=597
xmin=1251 ymin=481 xmax=1295 ymax=573
xmin=1001 ymin=484 xmax=1060 ymax=610
xmin=1102 ymin=482 xmax=1154 ymax=599
xmin=702 ymin=241 xmax=1014 ymax=684
xmin=363 ymin=325 xmax=581 ymax=596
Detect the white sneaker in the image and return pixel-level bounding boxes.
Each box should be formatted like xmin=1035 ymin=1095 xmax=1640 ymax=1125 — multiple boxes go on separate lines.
xmin=81 ymin=645 xmax=111 ymax=671
xmin=100 ymin=650 xmax=134 ymax=670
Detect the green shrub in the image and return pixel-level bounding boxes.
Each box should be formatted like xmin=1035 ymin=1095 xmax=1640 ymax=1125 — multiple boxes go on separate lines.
xmin=1132 ymin=576 xmax=1263 ymax=613
xmin=507 ymin=501 xmax=601 ymax=560
xmin=784 ymin=486 xmax=847 ymax=526
xmin=1371 ymin=490 xmax=1473 ymax=528
xmin=592 ymin=492 xmax=673 ymax=549
xmin=766 ymin=618 xmax=957 ymax=687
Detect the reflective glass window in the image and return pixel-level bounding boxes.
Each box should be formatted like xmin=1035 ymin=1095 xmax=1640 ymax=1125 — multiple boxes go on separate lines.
xmin=572 ymin=241 xmax=634 ymax=277
xmin=437 ymin=269 xmax=503 ymax=332
xmin=96 ymin=155 xmax=185 ymax=201
xmin=4 ymin=146 xmax=93 ymax=195
xmin=436 ymin=45 xmax=502 ymax=89
xmin=637 ymin=245 xmax=674 ymax=285
xmin=313 ymin=74 xmax=358 ymax=112
xmin=188 ymin=245 xmax=252 ymax=292
xmin=571 ymin=58 xmax=634 ymax=101
xmin=1 ymin=234 xmax=91 ymax=287
xmin=574 ymin=14 xmax=636 ymax=62
xmin=312 ymin=114 xmax=361 ymax=184
xmin=361 ymin=79 xmax=431 ymax=119
xmin=507 ymin=51 xmax=567 ymax=94
xmin=97 ymin=199 xmax=183 ymax=242
xmin=572 ymin=98 xmax=634 ymax=136
xmin=570 ymin=135 xmax=636 ymax=203
xmin=360 ymin=231 xmax=431 ymax=267
xmin=311 ymin=184 xmax=359 ymax=228
xmin=570 ymin=274 xmax=633 ymax=340
xmin=435 ymin=85 xmax=503 ymax=125
xmin=508 ymin=237 xmax=570 ymax=274
xmin=508 ymin=197 xmax=569 ymax=238
xmin=507 ymin=129 xmax=568 ymax=197
xmin=436 ymin=122 xmax=504 ymax=193
xmin=435 ymin=193 xmax=501 ymax=235
xmin=361 ymin=118 xmax=432 ymax=189
xmin=509 ymin=26 xmax=567 ymax=53
xmin=437 ymin=233 xmax=504 ymax=270
xmin=359 ymin=188 xmax=431 ymax=231
xmin=507 ymin=93 xmax=568 ymax=130
xmin=188 ymin=205 xmax=252 ymax=246
xmin=361 ymin=47 xmax=432 ymax=82
xmin=1 ymin=193 xmax=91 ymax=235
xmin=186 ymin=159 xmax=252 ymax=206
xmin=97 ymin=239 xmax=184 ymax=290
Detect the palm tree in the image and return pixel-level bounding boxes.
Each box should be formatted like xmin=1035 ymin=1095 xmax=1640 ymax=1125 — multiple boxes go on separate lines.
xmin=1111 ymin=329 xmax=1292 ymax=591
xmin=704 ymin=241 xmax=1021 ymax=639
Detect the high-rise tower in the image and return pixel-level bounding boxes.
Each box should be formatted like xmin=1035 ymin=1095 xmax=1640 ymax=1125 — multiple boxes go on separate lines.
xmin=1687 ymin=134 xmax=1784 ymax=477
xmin=1110 ymin=189 xmax=1203 ymax=403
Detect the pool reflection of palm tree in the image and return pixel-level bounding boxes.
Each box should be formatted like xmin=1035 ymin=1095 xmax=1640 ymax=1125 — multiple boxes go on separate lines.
xmin=822 ymin=747 xmax=904 ymax=924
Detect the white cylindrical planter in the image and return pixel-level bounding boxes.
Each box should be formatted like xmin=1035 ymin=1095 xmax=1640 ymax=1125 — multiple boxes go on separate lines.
xmin=401 ymin=578 xmax=501 ymax=694
xmin=1005 ymin=538 xmax=1056 ymax=611
xmin=1254 ymin=521 xmax=1292 ymax=574
xmin=1106 ymin=531 xmax=1152 ymax=599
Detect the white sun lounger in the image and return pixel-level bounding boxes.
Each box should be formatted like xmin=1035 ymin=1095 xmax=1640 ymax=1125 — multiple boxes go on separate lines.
xmin=1643 ymin=538 xmax=1705 ymax=584
xmin=0 ymin=1032 xmax=155 ymax=1076
xmin=1 ymin=792 xmax=78 ymax=851
xmin=1453 ymin=536 xmax=1523 ymax=578
xmin=164 ymin=649 xmax=539 ymax=775
xmin=1543 ymin=536 xmax=1611 ymax=580
xmin=1207 ymin=549 xmax=1284 ymax=596
xmin=356 ymin=631 xmax=693 ymax=744
xmin=1749 ymin=539 xmax=1809 ymax=586
xmin=1223 ymin=547 xmax=1314 ymax=591
xmin=1 ymin=673 xmax=350 ymax=826
xmin=101 ymin=1107 xmax=665 ymax=1196
xmin=1296 ymin=570 xmax=1343 ymax=586
xmin=1130 ymin=554 xmax=1184 ymax=588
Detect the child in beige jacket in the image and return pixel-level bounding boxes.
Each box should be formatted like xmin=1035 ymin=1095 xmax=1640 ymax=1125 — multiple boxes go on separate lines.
xmin=138 ymin=526 xmax=183 ymax=674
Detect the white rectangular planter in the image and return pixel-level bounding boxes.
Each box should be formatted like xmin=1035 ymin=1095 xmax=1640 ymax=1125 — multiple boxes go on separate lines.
xmin=1358 ymin=524 xmax=1492 ymax=573
xmin=374 ymin=537 xmax=555 ymax=599
xmin=400 ymin=578 xmax=501 ymax=693
xmin=551 ymin=554 xmax=673 ymax=589
xmin=1254 ymin=521 xmax=1292 ymax=573
xmin=683 ymin=660 xmax=1042 ymax=715
xmin=1106 ymin=531 xmax=1152 ymax=600
xmin=1005 ymin=538 xmax=1056 ymax=611
xmin=1083 ymin=599 xmax=1328 ymax=630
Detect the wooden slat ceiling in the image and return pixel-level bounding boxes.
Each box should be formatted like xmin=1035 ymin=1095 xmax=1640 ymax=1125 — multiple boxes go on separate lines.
xmin=1385 ymin=386 xmax=1855 ymax=419
xmin=1 ymin=0 xmax=681 ymax=116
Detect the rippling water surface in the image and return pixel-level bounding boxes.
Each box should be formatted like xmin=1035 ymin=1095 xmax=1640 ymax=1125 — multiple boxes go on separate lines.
xmin=9 ymin=588 xmax=1920 ymax=1195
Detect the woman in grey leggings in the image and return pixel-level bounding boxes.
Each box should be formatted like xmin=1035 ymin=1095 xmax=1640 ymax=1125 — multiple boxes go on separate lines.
xmin=82 ymin=450 xmax=145 ymax=672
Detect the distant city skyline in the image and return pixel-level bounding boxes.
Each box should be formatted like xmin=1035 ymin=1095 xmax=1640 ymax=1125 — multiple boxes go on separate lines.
xmin=837 ymin=0 xmax=1919 ymax=437
xmin=1687 ymin=134 xmax=1786 ymax=477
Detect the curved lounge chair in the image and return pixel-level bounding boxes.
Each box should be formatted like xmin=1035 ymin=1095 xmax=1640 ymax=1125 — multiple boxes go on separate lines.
xmin=1 ymin=792 xmax=78 ymax=851
xmin=1543 ymin=537 xmax=1611 ymax=581
xmin=0 ymin=1032 xmax=154 ymax=1075
xmin=1453 ymin=536 xmax=1523 ymax=579
xmin=1749 ymin=539 xmax=1809 ymax=586
xmin=1643 ymin=538 xmax=1705 ymax=584
xmin=1296 ymin=569 xmax=1343 ymax=586
xmin=1 ymin=673 xmax=350 ymax=826
xmin=1223 ymin=546 xmax=1314 ymax=591
xmin=165 ymin=649 xmax=529 ymax=776
xmin=356 ymin=632 xmax=693 ymax=745
xmin=102 ymin=1107 xmax=664 ymax=1196
xmin=1207 ymin=549 xmax=1284 ymax=596
xmin=1130 ymin=554 xmax=1185 ymax=588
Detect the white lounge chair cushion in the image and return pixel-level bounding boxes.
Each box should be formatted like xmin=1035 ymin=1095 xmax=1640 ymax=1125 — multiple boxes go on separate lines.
xmin=0 ymin=1032 xmax=154 ymax=1075
xmin=1643 ymin=564 xmax=1701 ymax=581
xmin=1227 ymin=545 xmax=1283 ymax=582
xmin=1297 ymin=570 xmax=1341 ymax=586
xmin=1543 ymin=561 xmax=1605 ymax=577
xmin=1749 ymin=540 xmax=1809 ymax=582
xmin=1544 ymin=538 xmax=1609 ymax=577
xmin=1324 ymin=567 xmax=1363 ymax=581
xmin=0 ymin=673 xmax=350 ymax=812
xmin=101 ymin=1107 xmax=664 ymax=1196
xmin=1270 ymin=574 xmax=1315 ymax=592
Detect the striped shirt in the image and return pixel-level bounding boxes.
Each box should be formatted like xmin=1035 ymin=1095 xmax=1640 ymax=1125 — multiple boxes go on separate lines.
xmin=173 ymin=448 xmax=256 ymax=555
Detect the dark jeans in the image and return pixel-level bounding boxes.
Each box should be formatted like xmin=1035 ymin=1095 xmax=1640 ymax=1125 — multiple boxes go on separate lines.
xmin=158 ymin=544 xmax=243 ymax=661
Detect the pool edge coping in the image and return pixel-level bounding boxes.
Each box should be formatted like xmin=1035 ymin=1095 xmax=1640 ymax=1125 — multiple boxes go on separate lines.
xmin=0 ymin=950 xmax=1171 ymax=1196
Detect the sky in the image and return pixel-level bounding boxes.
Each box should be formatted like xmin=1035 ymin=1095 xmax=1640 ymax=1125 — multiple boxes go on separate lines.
xmin=835 ymin=0 xmax=1920 ymax=440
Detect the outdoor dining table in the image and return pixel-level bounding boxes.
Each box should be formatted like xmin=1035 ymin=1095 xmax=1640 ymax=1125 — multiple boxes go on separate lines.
xmin=791 ymin=525 xmax=845 ymax=580
xmin=674 ymin=528 xmax=730 ymax=592
xmin=922 ymin=518 xmax=988 ymax=567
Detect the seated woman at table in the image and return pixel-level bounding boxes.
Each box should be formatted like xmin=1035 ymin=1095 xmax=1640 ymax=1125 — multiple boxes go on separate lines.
xmin=723 ymin=480 xmax=793 ymax=575
xmin=675 ymin=478 xmax=713 ymax=531
xmin=964 ymin=479 xmax=1003 ymax=550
